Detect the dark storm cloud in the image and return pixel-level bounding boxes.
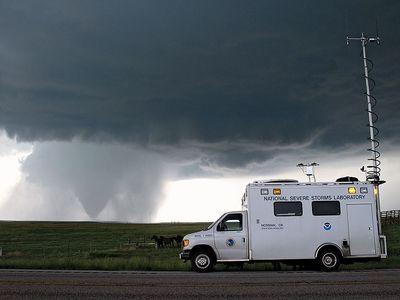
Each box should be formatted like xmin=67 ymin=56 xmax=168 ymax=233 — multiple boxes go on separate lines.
xmin=1 ymin=0 xmax=399 ymax=168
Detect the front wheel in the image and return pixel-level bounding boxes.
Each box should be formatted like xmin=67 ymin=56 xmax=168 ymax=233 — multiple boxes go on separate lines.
xmin=318 ymin=249 xmax=341 ymax=271
xmin=191 ymin=251 xmax=215 ymax=272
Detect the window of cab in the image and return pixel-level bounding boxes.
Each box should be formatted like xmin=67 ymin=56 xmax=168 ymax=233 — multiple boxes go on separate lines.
xmin=217 ymin=213 xmax=243 ymax=231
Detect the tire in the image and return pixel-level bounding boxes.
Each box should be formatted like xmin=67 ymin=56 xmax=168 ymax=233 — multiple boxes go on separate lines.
xmin=318 ymin=248 xmax=341 ymax=271
xmin=191 ymin=250 xmax=215 ymax=273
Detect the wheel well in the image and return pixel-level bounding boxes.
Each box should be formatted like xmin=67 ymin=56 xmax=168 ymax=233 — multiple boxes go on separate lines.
xmin=316 ymin=244 xmax=343 ymax=259
xmin=190 ymin=245 xmax=217 ymax=261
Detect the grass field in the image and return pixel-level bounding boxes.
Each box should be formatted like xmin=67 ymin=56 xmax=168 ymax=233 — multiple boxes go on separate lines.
xmin=0 ymin=221 xmax=399 ymax=271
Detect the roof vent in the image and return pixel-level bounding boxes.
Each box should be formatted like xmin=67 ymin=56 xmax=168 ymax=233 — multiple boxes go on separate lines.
xmin=265 ymin=179 xmax=299 ymax=183
xmin=336 ymin=176 xmax=359 ymax=182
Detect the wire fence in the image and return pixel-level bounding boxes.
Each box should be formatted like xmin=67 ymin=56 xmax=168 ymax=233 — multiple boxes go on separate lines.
xmin=381 ymin=210 xmax=400 ymax=225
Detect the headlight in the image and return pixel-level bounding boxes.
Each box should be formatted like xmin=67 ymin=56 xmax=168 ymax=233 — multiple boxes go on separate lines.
xmin=183 ymin=239 xmax=190 ymax=247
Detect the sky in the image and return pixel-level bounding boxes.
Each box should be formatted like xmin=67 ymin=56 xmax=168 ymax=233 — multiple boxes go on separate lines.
xmin=0 ymin=1 xmax=399 ymax=222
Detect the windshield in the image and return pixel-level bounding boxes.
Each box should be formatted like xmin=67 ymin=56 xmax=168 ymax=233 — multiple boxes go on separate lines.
xmin=206 ymin=213 xmax=226 ymax=230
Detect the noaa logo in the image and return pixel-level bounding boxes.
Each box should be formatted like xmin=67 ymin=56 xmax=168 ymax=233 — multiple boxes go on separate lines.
xmin=226 ymin=239 xmax=235 ymax=247
xmin=323 ymin=222 xmax=332 ymax=231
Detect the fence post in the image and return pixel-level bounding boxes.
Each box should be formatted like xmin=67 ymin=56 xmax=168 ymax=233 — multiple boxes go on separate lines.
xmin=381 ymin=210 xmax=400 ymax=226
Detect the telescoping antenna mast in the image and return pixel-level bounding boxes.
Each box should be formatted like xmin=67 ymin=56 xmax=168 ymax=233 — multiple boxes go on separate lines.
xmin=346 ymin=33 xmax=381 ymax=181
xmin=346 ymin=32 xmax=385 ymax=236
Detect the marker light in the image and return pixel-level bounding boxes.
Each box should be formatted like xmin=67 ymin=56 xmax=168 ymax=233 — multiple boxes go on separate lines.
xmin=273 ymin=189 xmax=281 ymax=195
xmin=348 ymin=187 xmax=357 ymax=194
xmin=183 ymin=239 xmax=190 ymax=247
xmin=374 ymin=186 xmax=379 ymax=197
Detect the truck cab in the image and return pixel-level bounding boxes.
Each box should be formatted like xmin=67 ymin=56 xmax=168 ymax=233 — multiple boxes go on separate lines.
xmin=180 ymin=211 xmax=249 ymax=272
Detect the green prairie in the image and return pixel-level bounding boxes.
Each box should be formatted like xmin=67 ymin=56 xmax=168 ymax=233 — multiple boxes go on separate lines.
xmin=0 ymin=221 xmax=398 ymax=271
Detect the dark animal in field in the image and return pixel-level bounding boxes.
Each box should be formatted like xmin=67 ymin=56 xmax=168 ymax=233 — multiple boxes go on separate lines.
xmin=160 ymin=236 xmax=174 ymax=248
xmin=173 ymin=235 xmax=183 ymax=246
xmin=151 ymin=235 xmax=174 ymax=248
xmin=151 ymin=235 xmax=164 ymax=248
xmin=152 ymin=235 xmax=184 ymax=248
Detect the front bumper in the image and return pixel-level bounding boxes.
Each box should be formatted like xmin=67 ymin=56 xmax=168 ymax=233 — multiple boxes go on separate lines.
xmin=179 ymin=250 xmax=190 ymax=261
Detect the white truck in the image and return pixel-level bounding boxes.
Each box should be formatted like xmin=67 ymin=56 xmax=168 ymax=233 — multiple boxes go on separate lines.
xmin=179 ymin=178 xmax=387 ymax=272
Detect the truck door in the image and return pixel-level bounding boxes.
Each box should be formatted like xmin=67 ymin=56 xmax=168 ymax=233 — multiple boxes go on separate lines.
xmin=347 ymin=204 xmax=376 ymax=256
xmin=213 ymin=212 xmax=248 ymax=260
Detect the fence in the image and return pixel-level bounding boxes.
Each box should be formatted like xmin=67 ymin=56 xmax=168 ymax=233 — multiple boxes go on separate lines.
xmin=381 ymin=210 xmax=400 ymax=225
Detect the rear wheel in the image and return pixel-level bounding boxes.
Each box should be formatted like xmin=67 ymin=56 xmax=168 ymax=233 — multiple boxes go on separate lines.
xmin=318 ymin=248 xmax=341 ymax=271
xmin=191 ymin=250 xmax=215 ymax=272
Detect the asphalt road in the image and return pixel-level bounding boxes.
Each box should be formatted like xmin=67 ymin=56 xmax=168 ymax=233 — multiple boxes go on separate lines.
xmin=0 ymin=269 xmax=399 ymax=299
